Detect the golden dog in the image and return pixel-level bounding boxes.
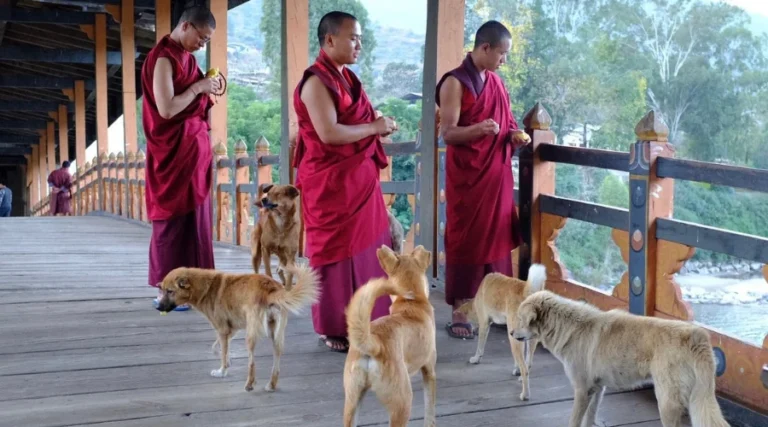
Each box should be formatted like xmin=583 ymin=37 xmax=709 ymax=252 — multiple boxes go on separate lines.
xmin=511 ymin=290 xmax=729 ymax=427
xmin=251 ymin=183 xmax=301 ymax=289
xmin=455 ymin=264 xmax=546 ymax=401
xmin=156 ymin=263 xmax=319 ymax=392
xmin=342 ymin=245 xmax=436 ymax=427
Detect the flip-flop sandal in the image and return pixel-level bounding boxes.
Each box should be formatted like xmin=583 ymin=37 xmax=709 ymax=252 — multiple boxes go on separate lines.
xmin=319 ymin=336 xmax=349 ymax=353
xmin=445 ymin=321 xmax=476 ymax=340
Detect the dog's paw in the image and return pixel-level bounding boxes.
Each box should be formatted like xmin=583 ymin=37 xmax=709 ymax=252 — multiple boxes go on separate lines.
xmin=245 ymin=383 xmax=254 ymax=392
xmin=512 ymin=367 xmax=521 ymax=376
xmin=519 ymin=391 xmax=529 ymax=401
xmin=264 ymin=383 xmax=277 ymax=392
xmin=469 ymin=355 xmax=482 ymax=364
xmin=210 ymin=368 xmax=227 ymax=378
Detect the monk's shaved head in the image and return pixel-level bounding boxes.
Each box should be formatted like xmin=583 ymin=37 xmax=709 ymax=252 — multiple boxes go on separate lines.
xmin=473 ymin=20 xmax=511 ymax=49
xmin=180 ymin=5 xmax=216 ymax=30
xmin=318 ymin=11 xmax=358 ymax=46
xmin=62 ymin=161 xmax=70 ymax=169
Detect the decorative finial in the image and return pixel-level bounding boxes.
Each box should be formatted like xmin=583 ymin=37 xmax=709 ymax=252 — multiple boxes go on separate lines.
xmin=126 ymin=152 xmax=136 ymax=162
xmin=214 ymin=142 xmax=227 ymax=156
xmin=108 ymin=152 xmax=117 ymax=161
xmin=117 ymin=151 xmax=125 ymax=161
xmin=136 ymin=150 xmax=145 ymax=161
xmin=522 ymin=102 xmax=552 ymax=131
xmin=256 ymin=136 xmax=270 ymax=151
xmin=234 ymin=139 xmax=247 ymax=154
xmin=634 ymin=110 xmax=669 ymax=141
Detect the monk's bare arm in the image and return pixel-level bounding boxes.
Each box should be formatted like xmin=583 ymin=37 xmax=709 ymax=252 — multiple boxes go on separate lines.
xmin=439 ymin=76 xmax=497 ymax=145
xmin=153 ymin=58 xmax=204 ymax=120
xmin=300 ymin=76 xmax=380 ymax=145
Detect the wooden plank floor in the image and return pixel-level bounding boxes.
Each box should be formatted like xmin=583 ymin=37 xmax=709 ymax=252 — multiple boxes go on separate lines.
xmin=0 ymin=216 xmax=688 ymax=427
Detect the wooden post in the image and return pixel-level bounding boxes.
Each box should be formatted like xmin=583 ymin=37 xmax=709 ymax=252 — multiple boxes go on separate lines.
xmin=280 ymin=0 xmax=308 ymax=185
xmin=47 ymin=121 xmax=56 ymax=174
xmin=31 ymin=144 xmax=40 ymax=208
xmin=95 ymin=13 xmax=109 ymax=156
xmin=122 ymin=0 xmax=138 ymax=217
xmin=234 ymin=139 xmax=249 ymax=246
xmin=136 ymin=150 xmax=147 ymax=221
xmin=213 ymin=142 xmax=233 ymax=243
xmin=58 ymin=105 xmax=69 ymax=164
xmin=519 ymin=102 xmax=555 ymax=279
xmin=38 ymin=134 xmax=47 ymax=200
xmin=627 ymin=110 xmax=673 ymax=316
xmin=425 ymin=0 xmax=465 ymax=281
xmin=75 ymin=80 xmax=86 ymax=167
xmin=207 ymin=0 xmax=228 ymax=151
xmin=155 ymin=0 xmax=171 ymax=42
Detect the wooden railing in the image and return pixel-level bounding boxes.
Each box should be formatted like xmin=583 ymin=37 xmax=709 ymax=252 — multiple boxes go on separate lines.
xmin=28 ymin=102 xmax=768 ymax=416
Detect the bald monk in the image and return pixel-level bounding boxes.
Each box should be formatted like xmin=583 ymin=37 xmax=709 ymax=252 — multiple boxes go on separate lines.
xmin=141 ymin=6 xmax=221 ymax=311
xmin=293 ymin=11 xmax=399 ymax=352
xmin=437 ymin=21 xmax=531 ymax=338
xmin=47 ymin=161 xmax=73 ymax=216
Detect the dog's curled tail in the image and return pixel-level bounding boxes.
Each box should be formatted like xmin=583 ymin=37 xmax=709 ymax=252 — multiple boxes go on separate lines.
xmin=346 ymin=278 xmax=404 ymax=357
xmin=272 ymin=263 xmax=320 ymax=315
xmin=525 ymin=264 xmax=547 ymax=295
xmin=688 ymin=328 xmax=730 ymax=427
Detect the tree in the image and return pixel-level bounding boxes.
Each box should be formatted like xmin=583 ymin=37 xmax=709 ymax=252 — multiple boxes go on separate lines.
xmin=260 ymin=0 xmax=377 ymax=96
xmin=375 ymin=62 xmax=422 ymax=100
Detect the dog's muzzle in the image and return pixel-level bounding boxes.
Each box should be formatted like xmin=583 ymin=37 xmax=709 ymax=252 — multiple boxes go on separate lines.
xmin=509 ymin=330 xmax=526 ymax=342
xmin=261 ymin=198 xmax=278 ymax=210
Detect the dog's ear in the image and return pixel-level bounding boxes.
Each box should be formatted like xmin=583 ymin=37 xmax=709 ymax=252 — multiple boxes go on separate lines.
xmin=176 ymin=276 xmax=190 ymax=289
xmin=286 ymin=185 xmax=300 ymax=199
xmin=376 ymin=245 xmax=398 ymax=274
xmin=259 ymin=183 xmax=273 ymax=195
xmin=412 ymin=245 xmax=432 ymax=270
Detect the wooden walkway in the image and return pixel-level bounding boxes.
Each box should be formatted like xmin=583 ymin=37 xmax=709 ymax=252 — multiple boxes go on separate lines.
xmin=0 ymin=216 xmax=689 ymax=427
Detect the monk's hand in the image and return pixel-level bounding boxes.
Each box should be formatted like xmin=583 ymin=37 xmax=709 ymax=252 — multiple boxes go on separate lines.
xmin=193 ymin=78 xmax=219 ymax=95
xmin=510 ymin=129 xmax=531 ymax=145
xmin=374 ymin=116 xmax=398 ymax=136
xmin=478 ymin=119 xmax=500 ymax=136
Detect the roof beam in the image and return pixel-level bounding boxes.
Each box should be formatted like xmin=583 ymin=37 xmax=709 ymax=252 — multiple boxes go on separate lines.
xmin=0 ymin=119 xmax=48 ymax=130
xmin=0 ymin=101 xmax=75 ymax=112
xmin=0 ymin=6 xmax=96 ymax=25
xmin=0 ymin=156 xmax=27 ymax=165
xmin=0 ymin=133 xmax=39 ymax=144
xmin=0 ymin=76 xmax=96 ymax=90
xmin=88 ymin=0 xmax=156 ymax=8
xmin=0 ymin=146 xmax=32 ymax=155
xmin=0 ymin=46 xmax=132 ymax=65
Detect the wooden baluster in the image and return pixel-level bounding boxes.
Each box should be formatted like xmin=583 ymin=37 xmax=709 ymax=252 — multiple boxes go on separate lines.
xmin=214 ymin=142 xmax=233 ymax=243
xmin=136 ymin=150 xmax=146 ymax=222
xmin=107 ymin=152 xmax=116 ymax=214
xmin=126 ymin=152 xmax=137 ymax=220
xmin=83 ymin=162 xmax=91 ymax=214
xmin=116 ymin=152 xmax=126 ymax=217
xmin=234 ymin=139 xmax=250 ymax=246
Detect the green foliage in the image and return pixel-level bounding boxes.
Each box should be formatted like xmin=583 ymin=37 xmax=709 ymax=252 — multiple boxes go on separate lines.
xmin=598 ymin=174 xmax=628 ymax=209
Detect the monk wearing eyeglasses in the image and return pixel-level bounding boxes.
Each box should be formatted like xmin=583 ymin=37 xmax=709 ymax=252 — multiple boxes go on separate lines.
xmin=141 ymin=6 xmax=222 ymax=311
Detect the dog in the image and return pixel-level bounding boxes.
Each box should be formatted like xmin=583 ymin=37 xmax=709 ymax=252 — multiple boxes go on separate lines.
xmin=251 ymin=183 xmax=301 ymax=289
xmin=342 ymin=245 xmax=436 ymax=427
xmin=455 ymin=264 xmax=546 ymax=401
xmin=155 ymin=263 xmax=320 ymax=392
xmin=511 ymin=290 xmax=729 ymax=427
xmin=387 ymin=209 xmax=404 ymax=254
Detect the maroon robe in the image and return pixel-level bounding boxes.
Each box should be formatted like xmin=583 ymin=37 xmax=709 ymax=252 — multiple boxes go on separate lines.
xmin=293 ymin=49 xmax=392 ymax=337
xmin=47 ymin=168 xmax=72 ymax=215
xmin=141 ymin=35 xmax=215 ymax=287
xmin=436 ymin=53 xmax=524 ymax=305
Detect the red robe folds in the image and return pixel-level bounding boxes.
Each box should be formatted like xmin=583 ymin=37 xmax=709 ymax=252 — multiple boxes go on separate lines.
xmin=47 ymin=168 xmax=72 ymax=215
xmin=141 ymin=35 xmax=215 ymax=287
xmin=293 ymin=49 xmax=392 ymax=337
xmin=436 ymin=53 xmax=524 ymax=305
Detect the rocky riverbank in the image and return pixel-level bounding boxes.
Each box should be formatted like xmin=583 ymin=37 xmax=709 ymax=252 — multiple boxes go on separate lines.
xmin=679 ymin=259 xmax=764 ymax=278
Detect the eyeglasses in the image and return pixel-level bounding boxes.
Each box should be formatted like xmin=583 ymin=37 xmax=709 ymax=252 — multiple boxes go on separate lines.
xmin=189 ymin=22 xmax=211 ymax=45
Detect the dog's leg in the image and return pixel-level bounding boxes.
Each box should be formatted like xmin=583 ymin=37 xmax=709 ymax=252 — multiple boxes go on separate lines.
xmin=265 ymin=309 xmax=287 ymax=392
xmin=421 ymin=361 xmax=437 ymax=427
xmin=342 ymin=373 xmax=367 ymax=427
xmin=262 ymin=248 xmax=273 ymax=279
xmin=469 ymin=312 xmax=490 ymax=365
xmin=508 ymin=333 xmax=530 ymax=401
xmin=580 ymin=386 xmax=605 ymax=427
xmin=211 ymin=336 xmax=233 ymax=368
xmin=252 ymin=240 xmax=263 ymax=274
xmin=210 ymin=330 xmax=232 ymax=378
xmin=569 ymin=387 xmax=592 ymax=427
xmin=282 ymin=257 xmax=296 ymax=290
xmin=244 ymin=318 xmax=261 ymax=392
xmin=526 ymin=338 xmax=538 ymax=370
xmin=654 ymin=385 xmax=684 ymax=427
xmin=382 ymin=378 xmax=413 ymax=427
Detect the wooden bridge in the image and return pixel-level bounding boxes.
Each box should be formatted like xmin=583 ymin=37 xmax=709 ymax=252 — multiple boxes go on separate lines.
xmin=0 ymin=0 xmax=767 ymax=426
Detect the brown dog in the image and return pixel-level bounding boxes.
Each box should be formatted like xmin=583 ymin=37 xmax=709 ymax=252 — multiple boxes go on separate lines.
xmin=342 ymin=245 xmax=436 ymax=427
xmin=455 ymin=264 xmax=546 ymax=401
xmin=251 ymin=183 xmax=300 ymax=289
xmin=155 ymin=263 xmax=319 ymax=392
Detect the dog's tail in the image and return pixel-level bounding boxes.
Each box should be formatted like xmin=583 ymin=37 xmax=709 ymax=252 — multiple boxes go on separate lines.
xmin=270 ymin=263 xmax=320 ymax=315
xmin=688 ymin=328 xmax=730 ymax=427
xmin=346 ymin=278 xmax=406 ymax=357
xmin=524 ymin=264 xmax=547 ymax=296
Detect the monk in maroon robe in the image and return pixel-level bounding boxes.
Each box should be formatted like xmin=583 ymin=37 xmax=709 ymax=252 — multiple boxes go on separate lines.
xmin=47 ymin=161 xmax=73 ymax=216
xmin=293 ymin=11 xmax=399 ymax=352
xmin=140 ymin=6 xmax=221 ymax=311
xmin=436 ymin=21 xmax=531 ymax=338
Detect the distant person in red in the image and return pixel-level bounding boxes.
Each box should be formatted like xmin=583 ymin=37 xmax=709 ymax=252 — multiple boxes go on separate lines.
xmin=47 ymin=161 xmax=73 ymax=216
xmin=141 ymin=6 xmax=221 ymax=311
xmin=436 ymin=21 xmax=530 ymax=339
xmin=293 ymin=11 xmax=399 ymax=352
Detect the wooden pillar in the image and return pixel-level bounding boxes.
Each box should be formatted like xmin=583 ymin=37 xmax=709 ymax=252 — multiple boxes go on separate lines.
xmin=423 ymin=0 xmax=465 ymax=281
xmin=58 ymin=105 xmax=69 ymax=164
xmin=38 ymin=134 xmax=47 ymax=199
xmin=155 ymin=0 xmax=172 ymax=42
xmin=207 ymin=0 xmax=228 ymax=149
xmin=95 ymin=13 xmax=109 ymax=156
xmin=75 ymin=80 xmax=87 ymax=167
xmin=280 ymin=0 xmax=309 ymax=185
xmin=31 ymin=144 xmax=40 ymax=208
xmin=122 ymin=0 xmax=138 ymax=217
xmin=47 ymin=121 xmax=56 ymax=172
xmin=627 ymin=111 xmax=673 ymax=316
